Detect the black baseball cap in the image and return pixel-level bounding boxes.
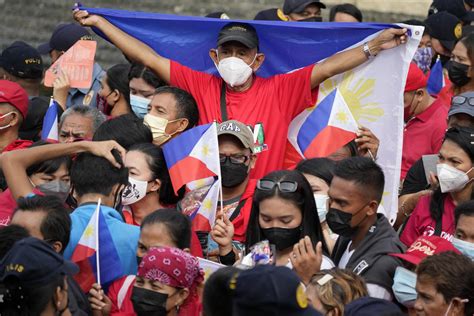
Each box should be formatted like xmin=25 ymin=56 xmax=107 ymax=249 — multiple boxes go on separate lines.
xmin=425 ymin=11 xmax=463 ymax=51
xmin=0 ymin=237 xmax=78 ymax=287
xmin=217 ymin=23 xmax=259 ymax=49
xmin=283 ymin=0 xmax=326 ymax=15
xmin=254 ymin=8 xmax=289 ymax=21
xmin=429 ymin=0 xmax=474 ymax=23
xmin=232 ymin=265 xmax=322 ymax=316
xmin=0 ymin=41 xmax=43 ymax=79
xmin=449 ymin=91 xmax=474 ymax=118
xmin=38 ymin=23 xmax=93 ymax=54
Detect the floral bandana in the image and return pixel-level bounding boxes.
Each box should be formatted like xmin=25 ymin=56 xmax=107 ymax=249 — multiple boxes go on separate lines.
xmin=137 ymin=246 xmax=204 ymax=291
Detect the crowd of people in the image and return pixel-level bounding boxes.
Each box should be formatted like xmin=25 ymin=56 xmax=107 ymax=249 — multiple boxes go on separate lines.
xmin=0 ymin=0 xmax=474 ymax=315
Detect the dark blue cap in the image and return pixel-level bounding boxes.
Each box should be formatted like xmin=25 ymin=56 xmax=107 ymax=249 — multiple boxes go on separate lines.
xmin=254 ymin=8 xmax=289 ymax=21
xmin=0 ymin=237 xmax=78 ymax=287
xmin=232 ymin=265 xmax=322 ymax=316
xmin=0 ymin=41 xmax=43 ymax=79
xmin=430 ymin=0 xmax=474 ymax=22
xmin=425 ymin=11 xmax=462 ymax=51
xmin=283 ymin=0 xmax=326 ymax=15
xmin=38 ymin=23 xmax=92 ymax=54
xmin=344 ymin=297 xmax=403 ymax=315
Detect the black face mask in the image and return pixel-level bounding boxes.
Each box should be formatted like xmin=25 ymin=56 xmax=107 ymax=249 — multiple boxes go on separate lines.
xmin=131 ymin=287 xmax=168 ymax=316
xmin=298 ymin=16 xmax=322 ymax=22
xmin=262 ymin=226 xmax=302 ymax=251
xmin=448 ymin=60 xmax=471 ymax=87
xmin=220 ymin=160 xmax=248 ymax=188
xmin=326 ymin=205 xmax=368 ymax=238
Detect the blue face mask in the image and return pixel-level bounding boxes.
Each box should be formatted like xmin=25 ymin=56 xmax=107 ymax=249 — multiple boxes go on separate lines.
xmin=130 ymin=94 xmax=151 ymax=119
xmin=392 ymin=266 xmax=417 ymax=307
xmin=452 ymin=237 xmax=474 ymax=260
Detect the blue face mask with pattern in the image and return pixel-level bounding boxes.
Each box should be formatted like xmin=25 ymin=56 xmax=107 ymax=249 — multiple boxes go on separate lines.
xmin=413 ymin=47 xmax=433 ymax=73
xmin=392 ymin=266 xmax=417 ymax=307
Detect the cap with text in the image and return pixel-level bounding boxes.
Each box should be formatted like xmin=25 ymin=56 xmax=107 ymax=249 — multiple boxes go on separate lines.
xmin=218 ymin=120 xmax=255 ymax=153
xmin=217 ymin=23 xmax=259 ymax=49
xmin=0 ymin=41 xmax=43 ymax=79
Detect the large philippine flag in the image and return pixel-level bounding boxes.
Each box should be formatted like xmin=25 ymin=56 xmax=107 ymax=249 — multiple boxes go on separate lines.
xmin=71 ymin=201 xmax=123 ymax=292
xmin=296 ymin=89 xmax=358 ymax=158
xmin=82 ymin=5 xmax=421 ymax=223
xmin=162 ymin=123 xmax=220 ymax=194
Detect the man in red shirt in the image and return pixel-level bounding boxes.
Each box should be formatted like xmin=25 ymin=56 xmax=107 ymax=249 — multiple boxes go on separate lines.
xmin=74 ymin=9 xmax=407 ymax=178
xmin=401 ymin=63 xmax=448 ymax=180
xmin=0 ymin=80 xmax=30 ymax=153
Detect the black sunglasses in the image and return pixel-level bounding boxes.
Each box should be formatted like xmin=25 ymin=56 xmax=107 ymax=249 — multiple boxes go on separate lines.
xmin=452 ymin=95 xmax=474 ymax=107
xmin=257 ymin=180 xmax=298 ymax=193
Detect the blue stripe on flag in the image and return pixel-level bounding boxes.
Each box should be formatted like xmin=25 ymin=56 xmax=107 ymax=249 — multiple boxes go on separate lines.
xmin=41 ymin=99 xmax=58 ymax=141
xmin=297 ymin=90 xmax=336 ymax=153
xmin=162 ymin=123 xmax=212 ymax=168
xmin=84 ymin=6 xmax=395 ymax=78
xmin=427 ymin=59 xmax=444 ymax=95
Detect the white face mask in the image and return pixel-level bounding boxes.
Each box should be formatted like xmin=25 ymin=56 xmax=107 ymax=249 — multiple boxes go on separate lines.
xmin=452 ymin=237 xmax=474 ymax=260
xmin=215 ymin=52 xmax=257 ymax=87
xmin=0 ymin=111 xmax=14 ymax=130
xmin=122 ymin=176 xmax=149 ymax=205
xmin=437 ymin=163 xmax=473 ymax=193
xmin=130 ymin=94 xmax=151 ymax=119
xmin=143 ymin=114 xmax=179 ymax=146
xmin=314 ymin=194 xmax=329 ymax=222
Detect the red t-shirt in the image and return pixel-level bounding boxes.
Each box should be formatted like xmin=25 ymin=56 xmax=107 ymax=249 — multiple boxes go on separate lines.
xmin=400 ymin=194 xmax=456 ymax=247
xmin=170 ymin=61 xmax=318 ymax=179
xmin=107 ymin=275 xmax=201 ymax=316
xmin=0 ymin=188 xmax=43 ymax=227
xmin=401 ymin=97 xmax=448 ymax=179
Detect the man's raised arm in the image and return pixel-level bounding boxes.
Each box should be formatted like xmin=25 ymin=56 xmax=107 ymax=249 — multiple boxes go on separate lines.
xmin=73 ymin=9 xmax=171 ymax=83
xmin=310 ymin=28 xmax=408 ymax=89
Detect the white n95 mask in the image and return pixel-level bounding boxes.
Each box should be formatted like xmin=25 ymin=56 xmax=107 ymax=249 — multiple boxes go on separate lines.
xmin=215 ymin=53 xmax=257 ymax=87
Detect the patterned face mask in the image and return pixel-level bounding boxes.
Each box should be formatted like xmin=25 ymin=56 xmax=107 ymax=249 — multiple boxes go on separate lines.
xmin=413 ymin=47 xmax=433 ymax=73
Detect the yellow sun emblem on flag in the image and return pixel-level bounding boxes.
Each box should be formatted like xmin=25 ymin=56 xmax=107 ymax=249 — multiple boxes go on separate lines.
xmin=202 ymin=198 xmax=213 ymax=214
xmin=84 ymin=225 xmax=94 ymax=238
xmin=335 ymin=111 xmax=349 ymax=123
xmin=201 ymin=144 xmax=210 ymax=157
xmin=319 ymin=71 xmax=383 ymax=122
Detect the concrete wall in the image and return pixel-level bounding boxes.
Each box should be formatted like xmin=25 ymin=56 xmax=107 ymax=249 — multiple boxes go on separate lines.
xmin=0 ymin=0 xmax=429 ymax=69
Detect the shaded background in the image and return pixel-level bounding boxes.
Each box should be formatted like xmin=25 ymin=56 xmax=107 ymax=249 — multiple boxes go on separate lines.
xmin=0 ymin=0 xmax=429 ymax=69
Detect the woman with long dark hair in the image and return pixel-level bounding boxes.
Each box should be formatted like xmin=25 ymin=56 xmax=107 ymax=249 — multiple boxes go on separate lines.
xmin=401 ymin=126 xmax=474 ymax=246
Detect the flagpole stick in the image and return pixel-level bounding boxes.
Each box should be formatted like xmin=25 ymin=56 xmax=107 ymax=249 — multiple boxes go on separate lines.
xmin=219 ymin=178 xmax=224 ymax=215
xmin=96 ymin=198 xmax=101 ymax=286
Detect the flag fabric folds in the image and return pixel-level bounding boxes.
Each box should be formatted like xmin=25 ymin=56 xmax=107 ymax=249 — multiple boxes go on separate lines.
xmin=191 ymin=179 xmax=220 ymax=232
xmin=71 ymin=202 xmax=123 ymax=292
xmin=83 ymin=5 xmax=421 ymax=223
xmin=295 ymin=89 xmax=358 ymax=158
xmin=162 ymin=123 xmax=220 ymax=194
xmin=427 ymin=57 xmax=445 ymax=96
xmin=41 ymin=98 xmax=59 ymax=141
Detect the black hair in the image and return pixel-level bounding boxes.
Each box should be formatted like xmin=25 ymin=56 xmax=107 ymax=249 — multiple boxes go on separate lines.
xmin=1 ymin=272 xmax=65 ymax=315
xmin=70 ymin=150 xmax=128 ymax=197
xmin=0 ymin=170 xmax=7 ymax=191
xmin=296 ymin=158 xmax=336 ymax=185
xmin=0 ymin=224 xmax=30 ymax=259
xmin=26 ymin=141 xmax=72 ymax=177
xmin=430 ymin=127 xmax=474 ymax=223
xmin=333 ymin=157 xmax=385 ymax=203
xmin=15 ymin=195 xmax=71 ymax=254
xmin=154 ymin=86 xmax=199 ymax=130
xmin=92 ymin=114 xmax=153 ymax=150
xmin=128 ymin=63 xmax=165 ymax=89
xmin=141 ymin=208 xmax=191 ymax=249
xmin=203 ymin=266 xmax=241 ymax=316
xmin=455 ymin=200 xmax=474 ymax=226
xmin=245 ymin=170 xmax=329 ymax=254
xmin=106 ymin=63 xmax=131 ymax=106
xmin=128 ymin=143 xmax=184 ymax=205
xmin=329 ymin=3 xmax=363 ymax=22
xmin=417 ymin=251 xmax=474 ymax=316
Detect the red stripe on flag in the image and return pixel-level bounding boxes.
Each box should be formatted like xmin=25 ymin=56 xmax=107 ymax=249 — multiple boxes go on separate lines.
xmin=303 ymin=126 xmax=356 ymax=158
xmin=283 ymin=140 xmax=304 ymax=170
xmin=73 ymin=258 xmax=96 ymax=292
xmin=71 ymin=243 xmax=96 ymax=262
xmin=169 ymin=157 xmax=217 ymax=194
xmin=192 ymin=213 xmax=212 ymax=232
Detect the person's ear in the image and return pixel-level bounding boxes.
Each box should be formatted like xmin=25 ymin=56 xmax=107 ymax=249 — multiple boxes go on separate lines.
xmin=366 ymin=200 xmax=378 ymax=216
xmin=175 ymin=288 xmax=190 ymax=308
xmin=51 ymin=241 xmax=63 ymax=254
xmin=249 ymin=154 xmax=257 ymax=170
xmin=149 ymin=179 xmax=161 ymax=193
xmin=209 ymin=49 xmax=219 ymax=65
xmin=252 ymin=53 xmax=265 ymax=72
xmin=451 ymin=298 xmax=468 ymax=315
xmin=175 ymin=118 xmax=189 ymax=133
xmin=54 ymin=277 xmax=68 ymax=312
xmin=9 ymin=111 xmax=20 ymax=127
xmin=110 ymin=89 xmax=121 ymax=104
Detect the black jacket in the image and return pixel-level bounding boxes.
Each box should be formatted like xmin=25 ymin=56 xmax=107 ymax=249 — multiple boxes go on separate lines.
xmin=331 ymin=214 xmax=406 ymax=293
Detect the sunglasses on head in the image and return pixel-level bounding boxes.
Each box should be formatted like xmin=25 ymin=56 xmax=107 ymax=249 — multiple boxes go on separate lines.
xmin=257 ymin=179 xmax=298 ymax=193
xmin=452 ymin=95 xmax=474 ymax=107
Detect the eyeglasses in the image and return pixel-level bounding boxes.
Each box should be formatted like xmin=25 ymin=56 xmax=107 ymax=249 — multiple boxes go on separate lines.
xmin=219 ymin=154 xmax=250 ymax=164
xmin=257 ymin=180 xmax=298 ymax=193
xmin=452 ymin=95 xmax=474 ymax=106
